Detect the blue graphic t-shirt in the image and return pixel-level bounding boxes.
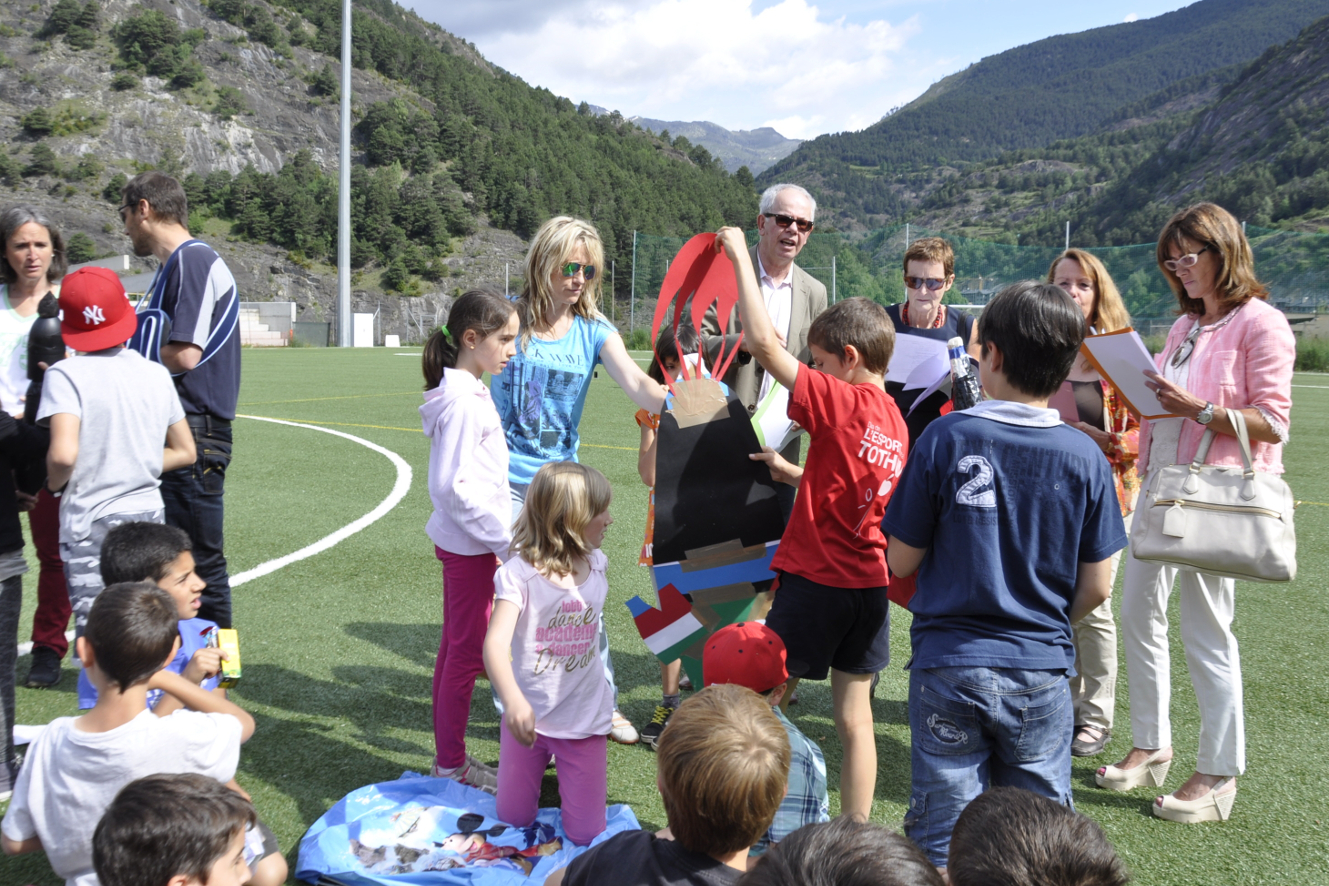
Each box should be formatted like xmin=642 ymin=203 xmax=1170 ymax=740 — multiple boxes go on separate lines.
xmin=78 ymin=616 xmax=223 ymax=709
xmin=491 ymin=315 xmax=613 ymax=486
xmin=881 ymin=401 xmax=1126 ymax=673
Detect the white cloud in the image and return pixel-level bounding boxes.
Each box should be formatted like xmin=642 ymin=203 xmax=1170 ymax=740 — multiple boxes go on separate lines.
xmin=1123 ymin=12 xmax=1139 ymax=22
xmin=461 ymin=0 xmax=944 ymax=139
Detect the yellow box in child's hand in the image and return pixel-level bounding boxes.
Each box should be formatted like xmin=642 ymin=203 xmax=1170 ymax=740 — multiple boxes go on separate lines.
xmin=211 ymin=628 xmax=242 ymax=689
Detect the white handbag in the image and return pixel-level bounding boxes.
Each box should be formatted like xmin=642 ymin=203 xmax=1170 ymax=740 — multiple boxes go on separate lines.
xmin=1131 ymin=408 xmax=1297 ymax=583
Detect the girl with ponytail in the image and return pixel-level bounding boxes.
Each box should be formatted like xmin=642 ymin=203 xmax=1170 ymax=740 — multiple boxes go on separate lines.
xmin=420 ymin=288 xmax=519 ymax=792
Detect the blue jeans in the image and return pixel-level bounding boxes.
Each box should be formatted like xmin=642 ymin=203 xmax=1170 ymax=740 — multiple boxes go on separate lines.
xmin=906 ymin=666 xmax=1073 ymax=867
xmin=161 ymin=419 xmax=233 ymax=627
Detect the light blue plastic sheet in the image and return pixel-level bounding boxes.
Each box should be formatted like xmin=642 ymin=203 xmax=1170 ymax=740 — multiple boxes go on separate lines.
xmin=296 ymin=773 xmax=640 ymax=885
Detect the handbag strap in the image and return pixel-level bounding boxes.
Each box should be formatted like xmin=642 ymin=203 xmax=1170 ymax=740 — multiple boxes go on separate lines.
xmin=1188 ymin=408 xmax=1258 ymax=500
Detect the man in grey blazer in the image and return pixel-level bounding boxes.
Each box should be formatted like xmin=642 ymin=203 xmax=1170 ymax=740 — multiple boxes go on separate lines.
xmin=699 ymin=183 xmax=827 ymax=520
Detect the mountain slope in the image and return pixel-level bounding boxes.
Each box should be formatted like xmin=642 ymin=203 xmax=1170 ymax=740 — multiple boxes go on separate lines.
xmin=760 ymin=0 xmax=1329 ymax=228
xmin=630 ymin=118 xmax=800 ymax=174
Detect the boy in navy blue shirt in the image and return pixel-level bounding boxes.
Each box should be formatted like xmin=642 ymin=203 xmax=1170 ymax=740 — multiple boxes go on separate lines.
xmin=882 ymin=281 xmax=1126 ymax=870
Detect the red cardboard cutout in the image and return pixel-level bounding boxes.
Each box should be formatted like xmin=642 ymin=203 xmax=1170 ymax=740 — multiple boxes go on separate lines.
xmin=650 ymin=234 xmax=743 ymax=389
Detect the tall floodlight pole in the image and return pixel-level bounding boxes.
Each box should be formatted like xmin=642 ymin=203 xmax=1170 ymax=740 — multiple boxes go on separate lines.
xmin=629 ymin=230 xmax=637 ymax=332
xmin=1065 ymin=221 xmax=1070 ymax=250
xmin=336 ymin=0 xmax=352 ymax=346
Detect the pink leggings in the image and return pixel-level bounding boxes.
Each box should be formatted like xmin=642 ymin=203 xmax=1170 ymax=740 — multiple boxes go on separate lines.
xmin=496 ymin=723 xmax=608 ymax=847
xmin=433 ymin=547 xmax=497 ymax=770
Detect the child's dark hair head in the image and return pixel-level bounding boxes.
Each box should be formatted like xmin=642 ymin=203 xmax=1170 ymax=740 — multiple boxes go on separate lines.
xmin=100 ymin=522 xmax=192 ymax=586
xmin=423 ymin=288 xmax=517 ymax=389
xmin=739 ymin=816 xmax=945 ymax=886
xmin=807 ymin=297 xmax=895 ymax=375
xmin=977 ymin=281 xmax=1086 ymax=398
xmin=657 ymin=684 xmax=790 ymax=858
xmin=93 ymin=773 xmax=256 ymax=886
xmin=647 ymin=322 xmax=700 ymax=385
xmin=948 ymin=787 xmax=1128 ymax=886
xmin=84 ymin=582 xmax=181 ymax=693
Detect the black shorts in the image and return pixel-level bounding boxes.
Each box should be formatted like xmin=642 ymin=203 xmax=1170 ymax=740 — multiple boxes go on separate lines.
xmin=764 ymin=572 xmax=891 ymax=681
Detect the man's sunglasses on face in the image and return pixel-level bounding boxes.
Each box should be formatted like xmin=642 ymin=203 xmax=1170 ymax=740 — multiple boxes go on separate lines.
xmin=764 ymin=213 xmax=814 ymax=234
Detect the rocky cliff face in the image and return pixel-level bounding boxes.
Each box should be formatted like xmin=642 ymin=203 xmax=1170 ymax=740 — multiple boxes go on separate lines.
xmin=0 ymin=0 xmax=527 ymax=338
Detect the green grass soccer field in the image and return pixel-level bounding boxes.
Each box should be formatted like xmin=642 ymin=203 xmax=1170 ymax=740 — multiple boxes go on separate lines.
xmin=2 ymin=348 xmax=1327 ymax=885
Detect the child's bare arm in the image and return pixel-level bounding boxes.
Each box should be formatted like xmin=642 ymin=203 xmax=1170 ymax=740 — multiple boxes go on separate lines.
xmin=483 ymin=599 xmax=536 ymax=746
xmin=749 ymin=446 xmax=803 ymax=487
xmin=715 ymin=228 xmax=801 ymax=390
xmin=152 ymin=647 xmax=227 ymax=716
xmin=45 ymin=412 xmax=79 ymax=491
xmin=543 ymin=867 xmax=567 ymax=886
xmin=886 ymin=536 xmax=928 ymax=578
xmin=638 ymin=422 xmax=658 ymax=487
xmin=162 ymin=417 xmax=197 ymax=473
xmin=1070 ymin=558 xmax=1112 ymax=624
xmin=149 ymin=670 xmax=255 ymax=742
xmin=2 ymin=834 xmax=42 ymax=855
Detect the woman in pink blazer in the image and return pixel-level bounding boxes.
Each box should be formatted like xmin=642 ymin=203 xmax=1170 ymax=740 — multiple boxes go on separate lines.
xmin=1095 ymin=203 xmax=1294 ymax=824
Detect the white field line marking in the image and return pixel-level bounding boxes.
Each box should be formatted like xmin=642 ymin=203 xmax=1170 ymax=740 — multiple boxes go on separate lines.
xmin=229 ymin=415 xmax=413 ymax=588
xmin=1291 ymin=384 xmax=1329 ymax=389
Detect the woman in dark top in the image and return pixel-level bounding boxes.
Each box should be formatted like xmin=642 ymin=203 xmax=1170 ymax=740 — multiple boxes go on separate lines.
xmin=885 ymin=236 xmax=979 ymax=447
xmin=1046 ymin=248 xmax=1139 ymax=759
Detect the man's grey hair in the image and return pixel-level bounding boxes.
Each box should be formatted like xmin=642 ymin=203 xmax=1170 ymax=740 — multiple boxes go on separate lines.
xmin=759 ymin=183 xmax=816 ymax=221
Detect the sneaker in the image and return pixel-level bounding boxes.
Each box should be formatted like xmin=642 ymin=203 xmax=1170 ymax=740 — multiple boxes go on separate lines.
xmin=610 ymin=710 xmax=640 ymax=745
xmin=25 ymin=647 xmax=62 ymax=688
xmin=640 ymin=705 xmax=674 ymax=750
xmin=433 ymin=753 xmax=498 ymax=795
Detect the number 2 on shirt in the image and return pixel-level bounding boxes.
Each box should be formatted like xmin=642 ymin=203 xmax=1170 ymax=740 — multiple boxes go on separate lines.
xmin=955 ymin=455 xmax=996 ymax=508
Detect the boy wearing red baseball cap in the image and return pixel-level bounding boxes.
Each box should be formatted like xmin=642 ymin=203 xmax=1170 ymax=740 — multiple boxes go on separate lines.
xmin=703 ymin=622 xmax=830 ymax=856
xmin=36 ymin=267 xmax=196 ymax=706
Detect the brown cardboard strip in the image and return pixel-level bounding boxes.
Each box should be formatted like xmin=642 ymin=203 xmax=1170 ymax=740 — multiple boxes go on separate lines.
xmin=679 ymin=539 xmax=767 ymax=572
xmin=670 ymin=378 xmax=730 ymax=428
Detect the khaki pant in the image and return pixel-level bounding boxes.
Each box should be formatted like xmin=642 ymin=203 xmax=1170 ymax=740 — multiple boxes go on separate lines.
xmin=1070 ymin=511 xmax=1132 ymax=731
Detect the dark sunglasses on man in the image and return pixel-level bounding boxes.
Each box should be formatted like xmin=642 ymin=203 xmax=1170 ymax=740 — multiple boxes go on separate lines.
xmin=904 ymin=275 xmax=948 ymax=292
xmin=763 ymin=213 xmax=814 ymax=234
xmin=562 ymin=262 xmax=597 ymax=281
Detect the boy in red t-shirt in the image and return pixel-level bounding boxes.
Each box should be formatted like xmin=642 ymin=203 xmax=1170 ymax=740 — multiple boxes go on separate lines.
xmin=715 ymin=227 xmax=908 ymax=820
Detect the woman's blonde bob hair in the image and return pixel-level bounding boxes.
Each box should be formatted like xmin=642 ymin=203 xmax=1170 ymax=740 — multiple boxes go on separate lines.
xmin=510 ymin=462 xmax=612 ymax=577
xmin=1156 ymin=202 xmax=1268 ymax=315
xmin=519 ymin=216 xmax=607 ymax=347
xmin=1045 ymin=248 xmax=1131 ymax=333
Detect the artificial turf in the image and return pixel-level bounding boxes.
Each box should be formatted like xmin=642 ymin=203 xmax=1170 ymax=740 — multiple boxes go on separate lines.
xmin=1 ymin=348 xmax=1326 ymax=885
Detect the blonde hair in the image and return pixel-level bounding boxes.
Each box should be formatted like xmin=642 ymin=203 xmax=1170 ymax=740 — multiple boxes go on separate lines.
xmin=519 ymin=216 xmax=606 ymax=347
xmin=1156 ymin=202 xmax=1267 ymax=316
xmin=1046 ymin=248 xmax=1131 ymax=333
xmin=510 ymin=462 xmax=612 ymax=577
xmin=657 ymin=684 xmax=790 ymax=856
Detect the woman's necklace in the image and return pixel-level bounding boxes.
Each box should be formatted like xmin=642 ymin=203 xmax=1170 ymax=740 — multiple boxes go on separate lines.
xmin=902 ymin=301 xmax=943 ymax=329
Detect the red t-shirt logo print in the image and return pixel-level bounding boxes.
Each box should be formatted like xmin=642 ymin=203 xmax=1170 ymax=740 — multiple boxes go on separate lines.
xmin=83 ymin=305 xmax=106 ymax=326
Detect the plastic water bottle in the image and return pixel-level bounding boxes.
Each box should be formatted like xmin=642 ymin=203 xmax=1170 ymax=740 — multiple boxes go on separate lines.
xmin=947 ymin=336 xmax=981 ymax=411
xmin=23 ymin=292 xmax=64 ymax=425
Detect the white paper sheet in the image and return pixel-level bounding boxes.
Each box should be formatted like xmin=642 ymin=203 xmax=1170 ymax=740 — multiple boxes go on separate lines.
xmin=886 ymin=334 xmax=949 ymax=386
xmin=1081 ymin=329 xmax=1177 ymax=420
xmin=751 ymin=382 xmax=804 ymax=452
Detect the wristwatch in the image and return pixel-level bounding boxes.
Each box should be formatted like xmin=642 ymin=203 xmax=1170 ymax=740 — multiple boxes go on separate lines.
xmin=1197 ymin=402 xmax=1216 ymax=425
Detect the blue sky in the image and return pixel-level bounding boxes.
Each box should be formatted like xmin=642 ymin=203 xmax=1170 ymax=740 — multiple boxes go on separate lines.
xmin=403 ymin=1 xmax=1196 ymax=139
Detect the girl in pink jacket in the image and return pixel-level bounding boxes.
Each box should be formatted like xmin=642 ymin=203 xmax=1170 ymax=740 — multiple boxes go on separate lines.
xmin=420 ymin=288 xmax=519 ymax=793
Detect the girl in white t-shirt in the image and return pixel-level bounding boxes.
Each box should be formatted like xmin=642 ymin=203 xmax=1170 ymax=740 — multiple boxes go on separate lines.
xmin=483 ymin=461 xmax=615 ymax=847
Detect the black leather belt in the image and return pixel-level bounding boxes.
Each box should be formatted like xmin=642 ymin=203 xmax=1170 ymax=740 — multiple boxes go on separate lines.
xmin=185 ymin=414 xmax=232 ymax=430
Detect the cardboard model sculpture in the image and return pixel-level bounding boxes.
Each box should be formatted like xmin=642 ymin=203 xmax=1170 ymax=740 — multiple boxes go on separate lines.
xmin=625 ymin=234 xmax=786 ymax=689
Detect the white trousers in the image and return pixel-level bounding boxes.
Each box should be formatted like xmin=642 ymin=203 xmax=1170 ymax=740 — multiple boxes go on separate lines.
xmin=1120 ymin=550 xmax=1245 ymax=775
xmin=1070 ymin=512 xmax=1132 ymax=731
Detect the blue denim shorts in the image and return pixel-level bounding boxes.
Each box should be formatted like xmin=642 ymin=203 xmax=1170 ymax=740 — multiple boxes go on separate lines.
xmin=905 ymin=666 xmax=1073 ymax=867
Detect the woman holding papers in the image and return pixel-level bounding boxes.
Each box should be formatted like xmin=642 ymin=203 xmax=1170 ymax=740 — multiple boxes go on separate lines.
xmin=885 ymin=237 xmax=980 ymax=446
xmin=1046 ymin=248 xmax=1140 ymax=758
xmin=1098 ymin=203 xmax=1294 ymax=824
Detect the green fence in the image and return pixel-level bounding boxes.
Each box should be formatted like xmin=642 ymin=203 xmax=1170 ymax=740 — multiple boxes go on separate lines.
xmin=607 ymin=225 xmax=1329 ymax=339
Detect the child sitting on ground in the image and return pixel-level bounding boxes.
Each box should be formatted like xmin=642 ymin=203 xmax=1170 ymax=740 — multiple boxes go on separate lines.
xmin=94 ymin=522 xmax=223 ymax=713
xmin=947 ymin=787 xmax=1128 ymax=886
xmin=716 ymin=227 xmax=908 ymax=821
xmin=545 ymin=683 xmax=790 ymax=886
xmin=882 ymin=281 xmax=1127 ymax=869
xmin=93 ymin=773 xmax=258 ymax=886
xmin=0 ymin=582 xmax=284 ymax=886
xmin=738 ymin=817 xmax=944 ymax=886
xmin=421 ymin=288 xmax=520 ymax=793
xmin=702 ymin=622 xmax=828 ymax=856
xmin=482 ymin=461 xmax=617 ymax=846
xmin=37 ymin=267 xmax=195 ymax=709
xmin=636 ymin=322 xmax=700 ymax=748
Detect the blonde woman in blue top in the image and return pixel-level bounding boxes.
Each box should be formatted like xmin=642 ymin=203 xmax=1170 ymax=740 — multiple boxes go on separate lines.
xmin=491 ymin=216 xmax=666 ymax=744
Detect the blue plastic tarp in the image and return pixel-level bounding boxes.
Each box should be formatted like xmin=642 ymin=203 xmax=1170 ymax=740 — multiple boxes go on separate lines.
xmin=296 ymin=773 xmax=640 ymax=886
